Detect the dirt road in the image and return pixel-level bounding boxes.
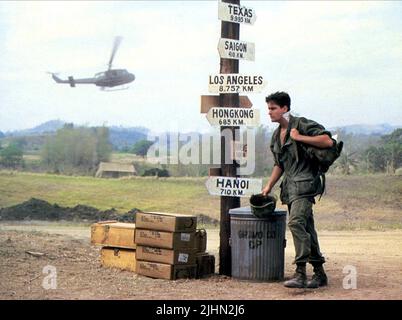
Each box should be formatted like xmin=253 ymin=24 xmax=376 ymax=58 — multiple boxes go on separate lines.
xmin=0 ymin=223 xmax=401 ymax=300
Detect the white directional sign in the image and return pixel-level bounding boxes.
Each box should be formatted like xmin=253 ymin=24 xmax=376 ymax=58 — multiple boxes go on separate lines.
xmin=218 ymin=38 xmax=255 ymax=61
xmin=206 ymin=176 xmax=262 ymax=197
xmin=206 ymin=107 xmax=260 ymax=127
xmin=208 ymin=74 xmax=266 ymax=94
xmin=218 ymin=1 xmax=256 ymax=25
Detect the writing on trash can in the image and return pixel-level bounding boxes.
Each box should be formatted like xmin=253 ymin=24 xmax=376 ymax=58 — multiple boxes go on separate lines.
xmin=238 ymin=230 xmax=276 ymax=249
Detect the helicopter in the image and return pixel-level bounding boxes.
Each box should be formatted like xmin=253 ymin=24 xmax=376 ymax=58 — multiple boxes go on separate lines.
xmin=50 ymin=36 xmax=135 ymax=90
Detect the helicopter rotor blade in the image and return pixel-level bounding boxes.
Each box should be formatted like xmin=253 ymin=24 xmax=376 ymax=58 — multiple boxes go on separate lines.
xmin=108 ymin=36 xmax=123 ymax=70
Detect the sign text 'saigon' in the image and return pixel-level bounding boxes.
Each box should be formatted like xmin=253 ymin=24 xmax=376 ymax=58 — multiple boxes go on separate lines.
xmin=218 ymin=38 xmax=255 ymax=61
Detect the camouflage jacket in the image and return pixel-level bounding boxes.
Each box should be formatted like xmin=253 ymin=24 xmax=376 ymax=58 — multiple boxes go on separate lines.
xmin=270 ymin=115 xmax=332 ymax=205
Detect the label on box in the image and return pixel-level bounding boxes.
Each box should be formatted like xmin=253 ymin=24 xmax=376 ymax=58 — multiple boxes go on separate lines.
xmin=143 ymin=247 xmax=162 ymax=255
xmin=141 ymin=215 xmax=163 ymax=223
xmin=181 ymin=233 xmax=191 ymax=242
xmin=178 ymin=253 xmax=189 ymax=263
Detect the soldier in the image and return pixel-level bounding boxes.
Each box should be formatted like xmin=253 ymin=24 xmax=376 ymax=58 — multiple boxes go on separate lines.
xmin=262 ymin=92 xmax=333 ymax=289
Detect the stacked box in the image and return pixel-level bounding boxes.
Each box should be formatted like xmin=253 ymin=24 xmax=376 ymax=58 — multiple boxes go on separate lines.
xmin=136 ymin=246 xmax=196 ymax=265
xmin=101 ymin=247 xmax=137 ymax=272
xmin=135 ymin=229 xmax=196 ymax=249
xmin=91 ymin=221 xmax=136 ymax=249
xmin=193 ymin=229 xmax=215 ymax=278
xmin=91 ymin=221 xmax=137 ymax=271
xmin=135 ymin=212 xmax=197 ymax=232
xmin=195 ymin=229 xmax=207 ymax=253
xmin=195 ymin=252 xmax=215 ymax=278
xmin=136 ymin=261 xmax=197 ymax=280
xmin=135 ymin=212 xmax=199 ymax=280
xmin=91 ymin=214 xmax=215 ymax=279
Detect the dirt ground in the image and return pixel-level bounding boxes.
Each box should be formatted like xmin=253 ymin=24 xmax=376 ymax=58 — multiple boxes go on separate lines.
xmin=0 ymin=223 xmax=401 ymax=300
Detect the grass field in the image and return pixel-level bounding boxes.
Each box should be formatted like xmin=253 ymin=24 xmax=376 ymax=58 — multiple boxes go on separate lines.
xmin=0 ymin=171 xmax=219 ymax=217
xmin=0 ymin=171 xmax=401 ymax=230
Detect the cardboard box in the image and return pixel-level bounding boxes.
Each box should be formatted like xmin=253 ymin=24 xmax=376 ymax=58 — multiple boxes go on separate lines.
xmin=101 ymin=247 xmax=136 ymax=272
xmin=136 ymin=261 xmax=197 ymax=280
xmin=136 ymin=245 xmax=196 ymax=265
xmin=195 ymin=229 xmax=207 ymax=253
xmin=196 ymin=253 xmax=215 ymax=278
xmin=135 ymin=229 xmax=196 ymax=249
xmin=91 ymin=221 xmax=136 ymax=249
xmin=136 ymin=212 xmax=197 ymax=232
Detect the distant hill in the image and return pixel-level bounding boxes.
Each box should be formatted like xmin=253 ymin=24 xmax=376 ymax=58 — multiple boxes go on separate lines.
xmin=329 ymin=123 xmax=400 ymax=136
xmin=108 ymin=126 xmax=149 ymax=150
xmin=2 ymin=120 xmax=150 ymax=151
xmin=2 ymin=120 xmax=400 ymax=151
xmin=5 ymin=120 xmax=66 ymax=137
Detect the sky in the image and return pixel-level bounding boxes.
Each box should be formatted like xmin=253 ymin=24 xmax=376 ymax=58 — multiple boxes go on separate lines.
xmin=0 ymin=1 xmax=401 ymax=133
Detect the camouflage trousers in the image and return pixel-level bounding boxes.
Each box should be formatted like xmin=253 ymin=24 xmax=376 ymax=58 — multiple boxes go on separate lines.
xmin=287 ymin=197 xmax=326 ymax=265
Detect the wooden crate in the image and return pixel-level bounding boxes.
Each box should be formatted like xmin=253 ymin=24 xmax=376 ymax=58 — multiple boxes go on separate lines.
xmin=91 ymin=221 xmax=136 ymax=249
xmin=195 ymin=229 xmax=207 ymax=253
xmin=101 ymin=247 xmax=136 ymax=272
xmin=195 ymin=253 xmax=215 ymax=278
xmin=136 ymin=245 xmax=196 ymax=265
xmin=136 ymin=212 xmax=197 ymax=232
xmin=135 ymin=229 xmax=196 ymax=249
xmin=136 ymin=261 xmax=197 ymax=280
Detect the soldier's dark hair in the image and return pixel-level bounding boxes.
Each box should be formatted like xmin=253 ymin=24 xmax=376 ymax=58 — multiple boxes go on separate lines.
xmin=265 ymin=92 xmax=291 ymax=112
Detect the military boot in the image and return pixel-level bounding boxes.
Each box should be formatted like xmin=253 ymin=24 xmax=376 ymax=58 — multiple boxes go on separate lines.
xmin=284 ymin=264 xmax=307 ymax=288
xmin=307 ymin=264 xmax=328 ymax=288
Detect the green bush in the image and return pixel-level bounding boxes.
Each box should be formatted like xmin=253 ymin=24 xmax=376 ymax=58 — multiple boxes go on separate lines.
xmin=0 ymin=143 xmax=24 ymax=168
xmin=142 ymin=167 xmax=170 ymax=177
xmin=41 ymin=125 xmax=112 ymax=175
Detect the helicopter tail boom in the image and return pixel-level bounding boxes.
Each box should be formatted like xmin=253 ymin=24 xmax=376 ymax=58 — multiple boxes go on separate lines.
xmin=50 ymin=73 xmax=96 ymax=87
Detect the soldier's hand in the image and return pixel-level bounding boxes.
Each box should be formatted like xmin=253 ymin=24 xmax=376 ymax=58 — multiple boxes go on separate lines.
xmin=290 ymin=128 xmax=301 ymax=141
xmin=261 ymin=185 xmax=271 ymax=197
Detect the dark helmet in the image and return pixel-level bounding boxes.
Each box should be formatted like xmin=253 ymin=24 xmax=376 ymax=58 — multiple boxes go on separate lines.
xmin=249 ymin=194 xmax=277 ymax=218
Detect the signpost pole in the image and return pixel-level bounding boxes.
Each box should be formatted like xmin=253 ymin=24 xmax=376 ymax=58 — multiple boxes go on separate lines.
xmin=219 ymin=0 xmax=241 ymax=276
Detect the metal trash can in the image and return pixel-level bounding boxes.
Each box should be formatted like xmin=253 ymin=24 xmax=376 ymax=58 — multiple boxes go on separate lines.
xmin=229 ymin=206 xmax=287 ymax=281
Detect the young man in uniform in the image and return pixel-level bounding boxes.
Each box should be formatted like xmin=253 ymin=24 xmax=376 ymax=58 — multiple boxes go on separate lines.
xmin=262 ymin=92 xmax=334 ymax=289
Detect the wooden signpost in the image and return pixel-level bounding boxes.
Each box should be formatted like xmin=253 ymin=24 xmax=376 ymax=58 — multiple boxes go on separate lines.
xmin=201 ymin=0 xmax=261 ymax=276
xmin=200 ymin=95 xmax=252 ymax=114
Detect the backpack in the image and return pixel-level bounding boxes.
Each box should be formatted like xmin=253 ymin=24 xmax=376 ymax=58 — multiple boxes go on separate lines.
xmin=300 ymin=139 xmax=344 ymax=173
xmin=295 ymin=118 xmax=344 ymax=199
xmin=294 ymin=117 xmax=343 ymax=173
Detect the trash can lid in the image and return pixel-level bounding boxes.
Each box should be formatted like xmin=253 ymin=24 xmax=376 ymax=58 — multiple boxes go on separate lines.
xmin=229 ymin=206 xmax=286 ymax=218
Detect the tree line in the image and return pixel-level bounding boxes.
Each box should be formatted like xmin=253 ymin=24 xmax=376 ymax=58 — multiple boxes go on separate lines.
xmin=0 ymin=124 xmax=112 ymax=175
xmin=0 ymin=125 xmax=400 ymax=177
